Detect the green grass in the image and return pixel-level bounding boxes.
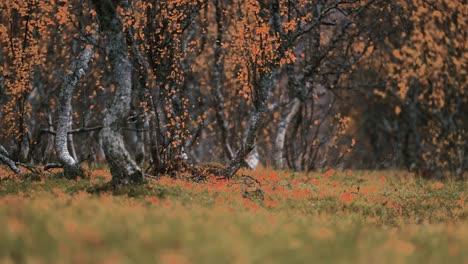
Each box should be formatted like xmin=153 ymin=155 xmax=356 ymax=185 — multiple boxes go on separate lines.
xmin=0 ymin=167 xmax=466 ymax=263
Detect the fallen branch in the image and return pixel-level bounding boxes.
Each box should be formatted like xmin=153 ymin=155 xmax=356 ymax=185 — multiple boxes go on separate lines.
xmin=144 ymin=173 xmax=159 ymax=180
xmin=44 ymin=163 xmax=63 ymax=171
xmin=0 ymin=145 xmax=9 ymax=156
xmin=15 ymin=162 xmax=43 ymax=175
xmin=0 ymin=152 xmax=22 ymax=174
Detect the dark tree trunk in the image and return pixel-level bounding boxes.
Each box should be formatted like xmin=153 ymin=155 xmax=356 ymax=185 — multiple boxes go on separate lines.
xmin=223 ymin=72 xmax=272 ymax=178
xmin=93 ymin=0 xmax=143 ymax=184
xmin=42 ymin=112 xmax=55 ymax=164
xmin=213 ymin=0 xmax=234 ymax=161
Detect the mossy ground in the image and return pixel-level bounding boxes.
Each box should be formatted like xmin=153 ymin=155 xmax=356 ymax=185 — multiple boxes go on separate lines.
xmin=0 ymin=166 xmax=466 ymax=263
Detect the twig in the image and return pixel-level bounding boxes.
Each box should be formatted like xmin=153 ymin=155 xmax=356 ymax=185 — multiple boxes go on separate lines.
xmin=44 ymin=163 xmax=63 ymax=171
xmin=41 ymin=126 xmax=103 ymax=135
xmin=144 ymin=173 xmax=159 ymax=180
xmin=15 ymin=162 xmax=43 ymax=175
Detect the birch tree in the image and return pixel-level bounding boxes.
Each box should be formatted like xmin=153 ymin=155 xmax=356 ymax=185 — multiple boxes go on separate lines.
xmin=93 ymin=0 xmax=144 ymax=184
xmin=55 ymin=34 xmax=96 ymax=179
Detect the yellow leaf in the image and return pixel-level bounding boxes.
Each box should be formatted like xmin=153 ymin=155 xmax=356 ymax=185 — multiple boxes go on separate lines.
xmin=395 ymin=106 xmax=401 ymax=115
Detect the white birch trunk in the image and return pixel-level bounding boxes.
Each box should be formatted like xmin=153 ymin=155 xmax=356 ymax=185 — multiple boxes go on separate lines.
xmin=55 ymin=35 xmax=95 ymax=178
xmin=273 ymin=98 xmax=301 ymax=169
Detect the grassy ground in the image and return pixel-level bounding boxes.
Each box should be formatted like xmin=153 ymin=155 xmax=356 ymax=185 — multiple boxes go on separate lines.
xmin=0 ymin=166 xmax=466 ymax=264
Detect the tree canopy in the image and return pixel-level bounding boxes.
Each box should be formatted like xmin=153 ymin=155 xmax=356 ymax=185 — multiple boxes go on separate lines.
xmin=0 ymin=0 xmax=466 ymax=182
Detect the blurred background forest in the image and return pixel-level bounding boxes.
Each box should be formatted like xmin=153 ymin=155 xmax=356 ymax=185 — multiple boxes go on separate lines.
xmin=0 ymin=0 xmax=466 ymax=181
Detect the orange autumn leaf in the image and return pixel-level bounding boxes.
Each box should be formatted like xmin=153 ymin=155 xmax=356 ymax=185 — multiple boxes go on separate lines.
xmin=458 ymin=194 xmax=465 ymax=207
xmin=395 ymin=106 xmax=401 ymax=115
xmin=341 ymin=192 xmax=353 ymax=203
xmin=145 ymin=196 xmax=158 ymax=205
xmin=380 ymin=177 xmax=387 ymax=184
xmin=163 ymin=201 xmax=172 ymax=208
xmin=432 ymin=182 xmax=444 ymax=190
xmin=255 ymin=26 xmax=269 ymax=35
xmin=291 ymin=179 xmax=299 ymax=186
xmin=323 ymin=169 xmax=335 ymax=178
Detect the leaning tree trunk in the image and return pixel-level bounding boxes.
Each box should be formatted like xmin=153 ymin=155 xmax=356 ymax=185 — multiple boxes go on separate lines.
xmin=222 ymin=111 xmax=265 ymax=178
xmin=0 ymin=145 xmax=22 ymax=174
xmin=222 ymin=72 xmax=273 ymax=178
xmin=93 ymin=0 xmax=143 ymax=184
xmin=273 ymin=98 xmax=301 ymax=169
xmin=55 ymin=36 xmax=95 ymax=179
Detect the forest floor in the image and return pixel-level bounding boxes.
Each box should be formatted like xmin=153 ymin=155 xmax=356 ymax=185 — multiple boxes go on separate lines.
xmin=0 ymin=166 xmax=466 ymax=264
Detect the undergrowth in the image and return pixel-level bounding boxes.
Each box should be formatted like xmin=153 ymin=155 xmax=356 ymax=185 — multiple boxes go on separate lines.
xmin=0 ymin=166 xmax=466 ymax=263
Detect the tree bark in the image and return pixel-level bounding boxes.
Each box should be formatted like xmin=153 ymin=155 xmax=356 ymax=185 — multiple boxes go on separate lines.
xmin=93 ymin=0 xmax=143 ymax=184
xmin=223 ymin=72 xmax=272 ymax=178
xmin=124 ymin=3 xmax=164 ymax=174
xmin=213 ymin=0 xmax=234 ymax=161
xmin=67 ymin=106 xmax=79 ymax=162
xmin=55 ymin=36 xmax=95 ymax=179
xmin=222 ymin=111 xmax=265 ymax=178
xmin=273 ymin=98 xmax=301 ymax=169
xmin=42 ymin=112 xmax=55 ymax=164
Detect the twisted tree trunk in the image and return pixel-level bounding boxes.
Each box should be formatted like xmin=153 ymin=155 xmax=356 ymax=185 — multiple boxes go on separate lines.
xmin=93 ymin=0 xmax=143 ymax=184
xmin=55 ymin=36 xmax=95 ymax=179
xmin=223 ymin=72 xmax=272 ymax=178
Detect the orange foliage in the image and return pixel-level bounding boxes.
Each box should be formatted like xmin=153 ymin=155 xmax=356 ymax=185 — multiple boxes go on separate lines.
xmin=0 ymin=0 xmax=54 ymax=139
xmin=340 ymin=192 xmax=353 ymax=203
xmin=380 ymin=0 xmax=467 ymax=175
